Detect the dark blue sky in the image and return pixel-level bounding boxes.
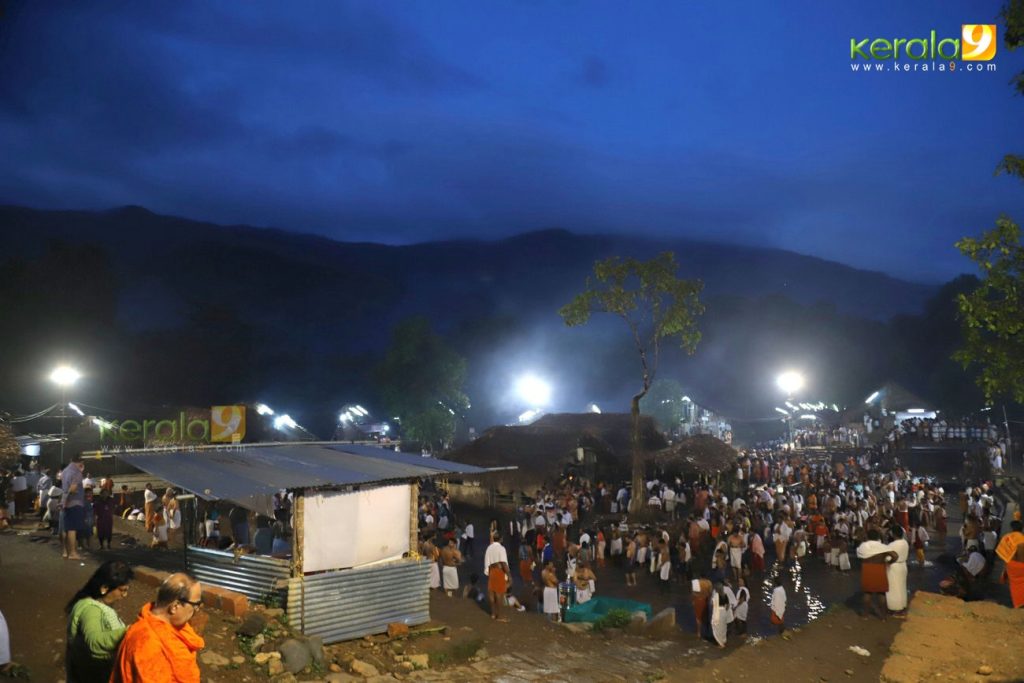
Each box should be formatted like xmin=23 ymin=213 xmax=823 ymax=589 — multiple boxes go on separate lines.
xmin=1 ymin=1 xmax=1022 ymax=282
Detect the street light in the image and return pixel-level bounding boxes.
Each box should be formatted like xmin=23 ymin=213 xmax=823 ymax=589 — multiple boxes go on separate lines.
xmin=50 ymin=365 xmax=81 ymax=465
xmin=515 ymin=374 xmax=552 ymax=407
xmin=776 ymin=371 xmax=805 ymax=396
xmin=776 ymin=370 xmax=804 ymax=450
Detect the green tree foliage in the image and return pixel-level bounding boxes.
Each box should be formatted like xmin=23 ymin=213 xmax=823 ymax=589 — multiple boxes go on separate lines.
xmin=954 ymin=217 xmax=1024 ymax=403
xmin=640 ymin=378 xmax=686 ymax=433
xmin=997 ymin=0 xmax=1024 ymax=177
xmin=375 ymin=318 xmax=469 ymax=452
xmin=955 ymin=2 xmax=1024 ymax=405
xmin=0 ymin=422 xmax=19 ymax=470
xmin=560 ymin=252 xmax=703 ymax=510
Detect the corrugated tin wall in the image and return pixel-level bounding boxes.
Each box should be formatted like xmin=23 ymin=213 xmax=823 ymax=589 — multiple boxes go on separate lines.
xmin=186 ymin=546 xmax=291 ymax=602
xmin=288 ymin=560 xmax=430 ymax=643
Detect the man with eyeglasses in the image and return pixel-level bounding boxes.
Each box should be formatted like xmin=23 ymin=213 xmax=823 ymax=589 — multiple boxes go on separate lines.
xmin=112 ymin=573 xmax=206 ymax=682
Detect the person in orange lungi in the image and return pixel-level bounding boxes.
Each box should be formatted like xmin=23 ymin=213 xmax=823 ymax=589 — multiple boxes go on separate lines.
xmin=692 ymin=574 xmax=713 ymax=639
xmin=1000 ymin=520 xmax=1024 ymax=609
xmin=856 ymin=529 xmax=897 ymax=620
xmin=483 ymin=532 xmax=511 ymax=622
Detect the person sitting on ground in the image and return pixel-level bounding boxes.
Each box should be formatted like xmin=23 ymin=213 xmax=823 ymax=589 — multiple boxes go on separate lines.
xmin=253 ymin=516 xmax=274 ymax=555
xmin=65 ymin=560 xmax=134 ymax=682
xmin=111 ymin=573 xmax=205 ymax=683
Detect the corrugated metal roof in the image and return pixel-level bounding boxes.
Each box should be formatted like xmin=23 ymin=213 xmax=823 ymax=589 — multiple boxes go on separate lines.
xmin=117 ymin=443 xmax=488 ymax=516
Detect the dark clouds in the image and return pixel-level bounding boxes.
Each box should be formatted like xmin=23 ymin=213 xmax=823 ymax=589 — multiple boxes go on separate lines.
xmin=1 ymin=1 xmax=1023 ymax=282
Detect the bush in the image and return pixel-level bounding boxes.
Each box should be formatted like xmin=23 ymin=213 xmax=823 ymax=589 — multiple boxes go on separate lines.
xmin=591 ymin=608 xmax=632 ymax=632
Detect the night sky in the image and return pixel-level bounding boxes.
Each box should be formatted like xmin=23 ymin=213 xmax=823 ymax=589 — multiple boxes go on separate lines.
xmin=2 ymin=1 xmax=1022 ymax=282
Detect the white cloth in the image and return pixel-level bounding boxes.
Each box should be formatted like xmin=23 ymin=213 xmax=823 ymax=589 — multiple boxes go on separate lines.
xmin=770 ymin=586 xmax=786 ymax=620
xmin=543 ymin=586 xmax=559 ymax=614
xmin=885 ymin=539 xmax=910 ymax=612
xmin=961 ymin=551 xmax=986 ymax=577
xmin=428 ymin=562 xmax=441 ymax=589
xmin=442 ymin=565 xmax=459 ymax=591
xmin=659 ymin=559 xmax=671 ymax=581
xmin=0 ymin=610 xmax=9 ymax=666
xmin=144 ymin=489 xmax=157 ymax=503
xmin=711 ymin=598 xmax=728 ymax=647
xmin=729 ymin=546 xmax=743 ymax=569
xmin=483 ymin=541 xmax=508 ymax=575
xmin=733 ymin=587 xmax=750 ymax=621
xmin=839 ymin=552 xmax=851 ymax=571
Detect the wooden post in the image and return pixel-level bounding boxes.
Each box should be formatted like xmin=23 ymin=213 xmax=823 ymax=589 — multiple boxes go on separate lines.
xmin=292 ymin=492 xmax=305 ymax=578
xmin=409 ymin=480 xmax=420 ymax=556
xmin=292 ymin=491 xmax=305 ymax=634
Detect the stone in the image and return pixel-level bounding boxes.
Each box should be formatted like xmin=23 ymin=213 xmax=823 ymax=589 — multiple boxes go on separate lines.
xmin=387 ymin=623 xmax=410 ymax=639
xmin=350 ymin=658 xmax=380 ymax=677
xmin=254 ymin=652 xmax=279 ymax=665
xmin=644 ymin=608 xmax=677 ymax=639
xmin=844 ymin=670 xmax=854 ymax=677
xmin=306 ymin=635 xmax=326 ymax=666
xmin=231 ymin=655 xmax=246 ymax=664
xmin=398 ymin=661 xmax=414 ymax=672
xmin=474 ymin=648 xmax=489 ymax=660
xmin=251 ymin=634 xmax=266 ymax=652
xmin=263 ymin=607 xmax=285 ymax=619
xmin=237 ymin=612 xmax=269 ymax=637
xmin=330 ymin=662 xmax=343 ymax=673
xmin=324 ymin=674 xmax=361 ymax=683
xmin=279 ymin=638 xmax=313 ymax=674
xmin=271 ymin=673 xmax=297 ymax=683
xmin=625 ymin=613 xmax=647 ymax=636
xmin=407 ymin=654 xmax=429 ymax=669
xmin=268 ymin=658 xmax=285 ymax=676
xmin=199 ymin=651 xmax=231 ymax=667
xmin=977 ymin=666 xmax=993 ymax=676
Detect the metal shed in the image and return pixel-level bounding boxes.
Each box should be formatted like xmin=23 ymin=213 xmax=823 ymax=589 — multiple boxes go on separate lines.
xmin=118 ymin=442 xmax=490 ymax=642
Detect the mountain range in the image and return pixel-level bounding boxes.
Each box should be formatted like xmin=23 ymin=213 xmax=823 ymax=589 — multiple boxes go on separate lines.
xmin=1 ymin=204 xmax=968 ymax=438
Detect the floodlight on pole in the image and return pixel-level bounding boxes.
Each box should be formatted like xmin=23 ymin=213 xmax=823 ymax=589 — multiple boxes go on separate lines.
xmin=50 ymin=365 xmax=81 ymax=466
xmin=776 ymin=371 xmax=805 ymax=397
xmin=515 ymin=374 xmax=552 ymax=407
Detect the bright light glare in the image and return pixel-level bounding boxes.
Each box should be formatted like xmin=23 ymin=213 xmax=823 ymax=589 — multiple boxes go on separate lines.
xmin=67 ymin=402 xmax=84 ymax=416
xmin=256 ymin=403 xmax=274 ymax=416
xmin=50 ymin=366 xmax=81 ymax=387
xmin=865 ymin=391 xmax=880 ymax=405
xmin=774 ymin=407 xmax=790 ymax=416
xmin=515 ymin=375 xmax=552 ymax=407
xmin=776 ymin=371 xmax=804 ymax=396
xmin=274 ymin=414 xmax=297 ymax=430
xmin=518 ymin=409 xmax=542 ymax=424
xmin=339 ymin=412 xmax=351 ymax=423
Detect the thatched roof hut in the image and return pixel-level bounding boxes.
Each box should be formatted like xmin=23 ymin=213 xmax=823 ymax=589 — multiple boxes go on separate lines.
xmin=652 ymin=434 xmax=738 ymax=477
xmin=445 ymin=413 xmax=667 ymax=491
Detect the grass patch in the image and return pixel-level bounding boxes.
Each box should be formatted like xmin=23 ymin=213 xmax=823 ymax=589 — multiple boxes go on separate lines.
xmin=433 ymin=637 xmax=484 ymax=666
xmin=591 ymin=608 xmax=633 ymax=633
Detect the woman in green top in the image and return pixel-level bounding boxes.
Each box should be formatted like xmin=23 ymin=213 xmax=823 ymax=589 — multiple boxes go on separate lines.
xmin=65 ymin=560 xmax=134 ymax=682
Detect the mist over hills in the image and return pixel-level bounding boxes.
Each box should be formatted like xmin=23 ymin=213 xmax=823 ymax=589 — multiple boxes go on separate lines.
xmin=1 ymin=205 xmax=971 ymax=438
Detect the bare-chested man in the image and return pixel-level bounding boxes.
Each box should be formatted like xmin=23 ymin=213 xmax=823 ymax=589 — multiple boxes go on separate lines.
xmin=440 ymin=538 xmax=463 ymax=597
xmin=541 ymin=561 xmax=560 ymax=621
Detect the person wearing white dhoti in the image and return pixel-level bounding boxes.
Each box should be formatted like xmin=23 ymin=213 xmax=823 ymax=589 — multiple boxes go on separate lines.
xmin=0 ymin=610 xmax=8 ymax=667
xmin=885 ymin=526 xmax=910 ymax=613
xmin=733 ymin=582 xmax=750 ymax=635
xmin=423 ymin=539 xmax=441 ymax=590
xmin=711 ymin=591 xmax=728 ymax=648
xmin=541 ymin=562 xmax=560 ymax=621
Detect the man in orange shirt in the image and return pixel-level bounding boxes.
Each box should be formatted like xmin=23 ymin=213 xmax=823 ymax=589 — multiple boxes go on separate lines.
xmin=112 ymin=573 xmax=205 ymax=682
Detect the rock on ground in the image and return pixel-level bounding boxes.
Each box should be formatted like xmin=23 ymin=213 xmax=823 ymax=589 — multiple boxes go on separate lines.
xmin=880 ymin=591 xmax=1024 ymax=683
xmin=199 ymin=650 xmax=231 ymax=667
xmin=279 ymin=637 xmax=313 ymax=673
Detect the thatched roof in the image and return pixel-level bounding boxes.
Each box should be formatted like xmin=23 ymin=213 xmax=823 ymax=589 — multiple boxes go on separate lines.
xmin=445 ymin=412 xmax=667 ymax=490
xmin=652 ymin=434 xmax=738 ymax=475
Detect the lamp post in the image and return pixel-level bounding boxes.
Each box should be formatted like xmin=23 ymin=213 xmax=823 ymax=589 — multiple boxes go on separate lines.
xmin=776 ymin=371 xmax=805 ymax=450
xmin=49 ymin=365 xmax=81 ymax=466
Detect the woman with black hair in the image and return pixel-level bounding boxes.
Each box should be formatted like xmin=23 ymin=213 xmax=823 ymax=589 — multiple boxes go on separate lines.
xmin=65 ymin=560 xmax=134 ymax=682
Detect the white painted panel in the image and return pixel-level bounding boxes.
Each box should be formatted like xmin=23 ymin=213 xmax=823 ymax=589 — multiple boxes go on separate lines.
xmin=302 ymin=484 xmax=410 ymax=572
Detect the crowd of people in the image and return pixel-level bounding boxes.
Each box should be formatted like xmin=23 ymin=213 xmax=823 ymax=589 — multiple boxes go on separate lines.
xmin=415 ymin=439 xmax=1023 ymax=649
